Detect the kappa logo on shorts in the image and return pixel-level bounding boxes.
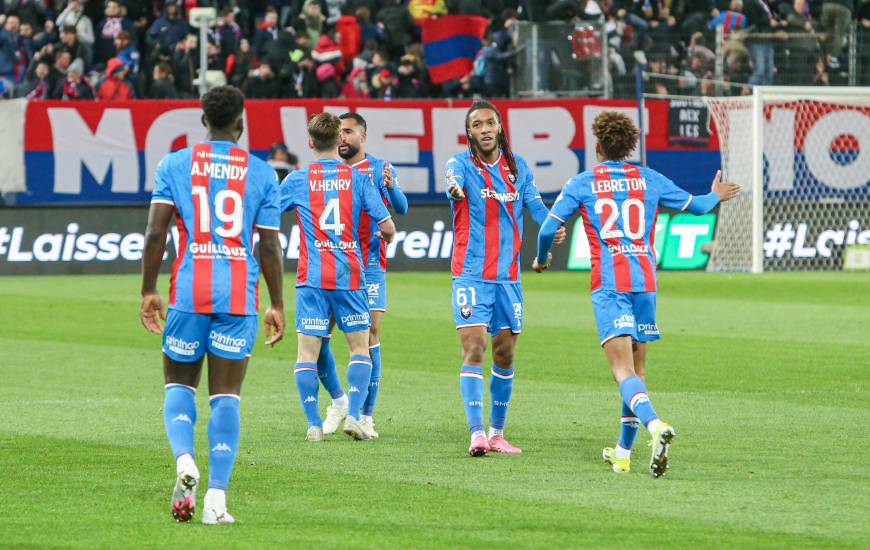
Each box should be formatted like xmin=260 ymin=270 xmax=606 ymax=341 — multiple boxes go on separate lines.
xmin=460 ymin=305 xmax=472 ymax=319
xmin=613 ymin=314 xmax=635 ymax=329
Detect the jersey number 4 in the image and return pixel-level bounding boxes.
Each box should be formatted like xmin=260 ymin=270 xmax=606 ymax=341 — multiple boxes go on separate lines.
xmin=594 ymin=198 xmax=645 ymax=240
xmin=193 ymin=187 xmax=243 ymax=238
xmin=318 ymin=198 xmax=346 ymax=236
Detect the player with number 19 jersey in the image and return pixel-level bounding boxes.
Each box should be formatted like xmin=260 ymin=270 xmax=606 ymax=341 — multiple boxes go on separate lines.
xmin=151 ymin=141 xmax=281 ymax=361
xmin=280 ymin=158 xmax=391 ymax=336
xmin=547 ymin=160 xmax=719 ymax=344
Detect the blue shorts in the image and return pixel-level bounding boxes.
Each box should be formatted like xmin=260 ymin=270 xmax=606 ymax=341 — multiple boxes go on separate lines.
xmin=296 ymin=286 xmax=370 ymax=336
xmin=452 ymin=277 xmax=523 ymax=336
xmin=163 ymin=309 xmax=258 ymax=362
xmin=365 ymin=269 xmax=387 ymax=312
xmin=591 ymin=290 xmax=660 ymax=346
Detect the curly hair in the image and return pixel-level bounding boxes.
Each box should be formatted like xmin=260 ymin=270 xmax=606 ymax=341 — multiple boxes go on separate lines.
xmin=308 ymin=112 xmax=341 ymax=151
xmin=201 ymin=86 xmax=245 ymax=130
xmin=592 ymin=111 xmax=639 ymax=161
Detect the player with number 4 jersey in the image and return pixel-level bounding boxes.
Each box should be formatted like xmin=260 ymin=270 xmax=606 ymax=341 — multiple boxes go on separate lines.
xmin=280 ymin=112 xmax=396 ymax=442
xmin=535 ymin=111 xmax=740 ymax=477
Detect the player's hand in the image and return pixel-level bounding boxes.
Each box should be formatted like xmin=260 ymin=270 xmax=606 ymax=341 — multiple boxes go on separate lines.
xmin=532 ymin=253 xmax=552 ymax=273
xmin=383 ymin=164 xmax=394 ymax=188
xmin=711 ymin=170 xmax=741 ymax=202
xmin=264 ymin=306 xmax=284 ymax=347
xmin=139 ymin=291 xmax=165 ymax=334
xmin=447 ymin=180 xmax=465 ymax=200
xmin=553 ymin=226 xmax=567 ymax=245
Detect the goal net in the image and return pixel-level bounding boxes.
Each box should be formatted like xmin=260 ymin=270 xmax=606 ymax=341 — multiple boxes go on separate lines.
xmin=705 ymin=87 xmax=870 ymax=272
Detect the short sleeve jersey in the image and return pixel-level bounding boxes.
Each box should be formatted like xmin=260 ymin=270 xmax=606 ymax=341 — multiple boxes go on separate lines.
xmin=151 ymin=141 xmax=280 ymax=315
xmin=349 ymin=153 xmax=399 ymax=273
xmin=446 ymin=150 xmax=544 ymax=282
xmin=279 ymin=158 xmax=391 ymax=290
xmin=549 ymin=161 xmax=693 ymax=293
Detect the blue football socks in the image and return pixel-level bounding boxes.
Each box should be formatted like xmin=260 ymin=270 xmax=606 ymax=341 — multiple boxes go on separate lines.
xmin=618 ymin=402 xmax=640 ymax=450
xmin=294 ymin=362 xmax=322 ymax=428
xmin=164 ymin=383 xmax=196 ymax=459
xmin=317 ymin=337 xmax=345 ymax=400
xmin=346 ymin=355 xmax=373 ymax=420
xmin=459 ymin=365 xmax=484 ymax=434
xmin=362 ymin=344 xmax=382 ymax=417
xmin=618 ymin=375 xmax=658 ymax=428
xmin=207 ymin=394 xmax=240 ymax=490
xmin=489 ymin=365 xmax=514 ymax=431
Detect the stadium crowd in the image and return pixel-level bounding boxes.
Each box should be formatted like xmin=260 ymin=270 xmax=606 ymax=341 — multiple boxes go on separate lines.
xmin=0 ymin=0 xmax=867 ymax=100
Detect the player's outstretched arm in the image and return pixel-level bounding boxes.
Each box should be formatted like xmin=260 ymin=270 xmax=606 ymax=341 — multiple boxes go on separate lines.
xmin=140 ymin=202 xmax=173 ymax=333
xmin=684 ymin=170 xmax=741 ymax=215
xmin=533 ymin=216 xmax=561 ymax=273
xmin=258 ymin=228 xmax=285 ymax=347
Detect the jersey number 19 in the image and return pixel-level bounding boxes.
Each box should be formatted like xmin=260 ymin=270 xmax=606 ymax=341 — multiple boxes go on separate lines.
xmin=192 ymin=187 xmax=243 ymax=238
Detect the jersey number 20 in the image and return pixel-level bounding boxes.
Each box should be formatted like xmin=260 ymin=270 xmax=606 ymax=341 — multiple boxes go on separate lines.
xmin=594 ymin=198 xmax=645 ymax=240
xmin=192 ymin=187 xmax=243 ymax=238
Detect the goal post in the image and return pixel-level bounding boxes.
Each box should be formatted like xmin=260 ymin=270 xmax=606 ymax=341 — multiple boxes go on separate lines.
xmin=705 ymin=86 xmax=870 ymax=272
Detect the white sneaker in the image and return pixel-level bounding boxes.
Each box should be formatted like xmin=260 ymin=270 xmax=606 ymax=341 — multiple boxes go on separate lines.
xmin=170 ymin=456 xmax=199 ymax=522
xmin=360 ymin=415 xmax=379 ymax=439
xmin=323 ymin=403 xmax=348 ymax=435
xmin=343 ymin=416 xmax=370 ymax=440
xmin=201 ymin=489 xmax=235 ymax=525
xmin=305 ymin=425 xmax=324 ymax=442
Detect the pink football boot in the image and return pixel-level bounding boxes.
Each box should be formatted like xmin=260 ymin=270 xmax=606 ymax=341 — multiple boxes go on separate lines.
xmin=468 ymin=433 xmax=490 ymax=457
xmin=488 ymin=435 xmax=523 ymax=454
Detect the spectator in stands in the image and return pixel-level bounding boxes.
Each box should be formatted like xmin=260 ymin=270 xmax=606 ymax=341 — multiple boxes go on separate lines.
xmin=378 ymin=0 xmax=415 ymax=60
xmin=477 ymin=22 xmax=522 ymax=97
xmin=295 ymin=53 xmax=319 ymax=97
xmin=395 ymin=53 xmax=426 ymax=97
xmin=57 ymin=25 xmax=89 ymax=71
xmin=821 ymin=0 xmax=853 ymax=69
xmin=336 ymin=4 xmax=361 ymax=68
xmin=229 ymin=37 xmax=252 ymax=88
xmin=172 ymin=33 xmax=198 ymax=97
xmin=312 ymin=32 xmax=343 ymax=74
xmin=743 ymin=0 xmax=778 ymax=85
xmin=0 ymin=14 xmax=22 ymax=84
xmin=709 ymin=0 xmax=748 ymax=38
xmin=114 ymin=30 xmax=139 ymax=76
xmin=61 ymin=57 xmax=94 ymax=99
xmin=315 ymin=61 xmax=339 ymax=97
xmin=217 ymin=8 xmax=241 ymax=58
xmin=95 ymin=0 xmax=133 ymax=67
xmin=371 ymin=67 xmax=396 ymax=99
xmin=253 ymin=6 xmax=279 ymax=60
xmin=146 ymin=0 xmax=188 ymax=51
xmin=98 ymin=56 xmax=134 ymax=99
xmin=341 ymin=65 xmax=370 ymax=97
xmin=7 ymin=0 xmax=46 ymax=29
xmin=23 ymin=57 xmax=56 ymax=99
xmin=243 ymin=61 xmax=283 ymax=98
xmin=300 ymin=0 xmax=326 ymax=45
xmin=56 ymin=0 xmax=94 ymax=58
xmin=356 ymin=6 xmax=383 ymax=45
xmin=148 ymin=60 xmax=177 ymax=98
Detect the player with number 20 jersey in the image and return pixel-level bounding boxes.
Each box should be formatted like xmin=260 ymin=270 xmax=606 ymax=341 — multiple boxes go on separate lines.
xmin=536 ymin=111 xmax=739 ymax=478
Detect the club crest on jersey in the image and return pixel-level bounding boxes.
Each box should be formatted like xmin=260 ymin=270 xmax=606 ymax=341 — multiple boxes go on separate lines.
xmin=460 ymin=305 xmax=472 ymax=319
xmin=507 ymin=172 xmax=516 ymax=183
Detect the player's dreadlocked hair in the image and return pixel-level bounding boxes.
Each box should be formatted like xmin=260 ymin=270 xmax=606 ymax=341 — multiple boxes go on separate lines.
xmin=465 ymin=100 xmax=518 ymax=181
xmin=201 ymin=85 xmax=245 ymax=130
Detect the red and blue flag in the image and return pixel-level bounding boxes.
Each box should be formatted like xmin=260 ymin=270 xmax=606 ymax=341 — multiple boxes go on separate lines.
xmin=422 ymin=15 xmax=489 ymax=84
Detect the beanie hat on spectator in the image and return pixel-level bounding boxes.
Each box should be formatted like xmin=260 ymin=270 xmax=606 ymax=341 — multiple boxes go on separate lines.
xmin=372 ymin=68 xmax=392 ymax=88
xmin=106 ymin=57 xmax=126 ymax=77
xmin=315 ymin=63 xmax=336 ymax=81
xmin=68 ymin=58 xmax=85 ymax=75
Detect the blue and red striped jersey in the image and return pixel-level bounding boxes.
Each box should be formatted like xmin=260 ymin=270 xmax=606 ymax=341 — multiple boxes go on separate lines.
xmin=549 ymin=161 xmax=694 ymax=293
xmin=445 ymin=150 xmax=549 ymax=282
xmin=349 ymin=154 xmax=398 ymax=273
xmin=151 ymin=141 xmax=281 ymax=316
xmin=280 ymin=158 xmax=391 ymax=290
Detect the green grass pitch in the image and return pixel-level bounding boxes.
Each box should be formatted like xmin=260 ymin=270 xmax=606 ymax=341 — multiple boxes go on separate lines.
xmin=1 ymin=271 xmax=868 ymax=548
